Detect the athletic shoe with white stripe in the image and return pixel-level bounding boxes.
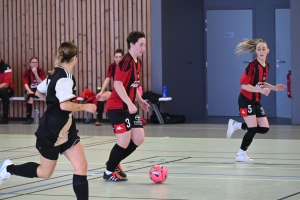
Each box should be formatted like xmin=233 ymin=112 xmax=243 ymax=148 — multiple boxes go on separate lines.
xmin=0 ymin=159 xmax=13 ymax=185
xmin=103 ymin=171 xmax=127 ymax=182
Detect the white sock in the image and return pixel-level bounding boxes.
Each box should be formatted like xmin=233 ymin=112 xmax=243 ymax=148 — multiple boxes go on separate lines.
xmin=238 ymin=149 xmax=245 ymax=155
xmin=105 ymin=170 xmax=113 ymax=175
xmin=234 ymin=121 xmax=242 ymax=129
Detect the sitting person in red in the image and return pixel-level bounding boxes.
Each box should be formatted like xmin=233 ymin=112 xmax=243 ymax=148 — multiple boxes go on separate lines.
xmin=95 ymin=49 xmax=124 ymax=126
xmin=0 ymin=53 xmax=14 ymax=124
xmin=23 ymin=57 xmax=46 ymax=124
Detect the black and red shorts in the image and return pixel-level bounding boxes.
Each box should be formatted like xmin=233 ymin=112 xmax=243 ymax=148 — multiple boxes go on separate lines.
xmin=107 ymin=109 xmax=143 ymax=134
xmin=238 ymin=93 xmax=266 ymax=117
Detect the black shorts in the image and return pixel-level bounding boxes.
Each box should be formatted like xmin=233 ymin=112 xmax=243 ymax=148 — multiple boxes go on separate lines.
xmin=238 ymin=93 xmax=266 ymax=117
xmin=35 ymin=134 xmax=80 ymax=160
xmin=107 ymin=109 xmax=143 ymax=134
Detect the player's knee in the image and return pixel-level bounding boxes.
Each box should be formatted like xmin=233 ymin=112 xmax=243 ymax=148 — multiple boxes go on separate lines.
xmin=257 ymin=127 xmax=269 ymax=134
xmin=132 ymin=136 xmax=144 ymax=146
xmin=245 ymin=127 xmax=257 ymax=138
xmin=80 ymin=160 xmax=88 ymax=171
xmin=40 ymin=171 xmax=53 ymax=179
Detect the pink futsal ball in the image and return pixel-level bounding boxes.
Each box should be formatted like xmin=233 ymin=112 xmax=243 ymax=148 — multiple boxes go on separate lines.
xmin=149 ymin=165 xmax=168 ymax=183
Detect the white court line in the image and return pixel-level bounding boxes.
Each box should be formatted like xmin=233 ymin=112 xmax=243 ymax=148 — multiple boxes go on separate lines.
xmin=48 ymin=173 xmax=300 ymax=182
xmin=10 ymin=161 xmax=300 ymax=170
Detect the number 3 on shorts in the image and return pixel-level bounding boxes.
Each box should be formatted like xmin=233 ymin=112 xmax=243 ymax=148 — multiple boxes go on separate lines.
xmin=248 ymin=105 xmax=252 ymax=114
xmin=125 ymin=118 xmax=130 ymax=128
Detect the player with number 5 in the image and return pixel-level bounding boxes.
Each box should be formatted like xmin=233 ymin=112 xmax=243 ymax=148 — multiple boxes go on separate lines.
xmin=226 ymin=39 xmax=286 ymax=162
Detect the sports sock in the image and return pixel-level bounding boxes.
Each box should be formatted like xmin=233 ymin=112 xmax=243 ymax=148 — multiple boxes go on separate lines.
xmin=73 ymin=174 xmax=88 ymax=200
xmin=26 ymin=103 xmax=33 ymax=119
xmin=122 ymin=140 xmax=138 ymax=160
xmin=241 ymin=123 xmax=248 ymax=130
xmin=238 ymin=149 xmax=245 ymax=155
xmin=6 ymin=162 xmax=39 ymax=178
xmin=96 ymin=101 xmax=105 ymax=121
xmin=106 ymin=144 xmax=125 ymax=172
xmin=240 ymin=127 xmax=257 ymax=151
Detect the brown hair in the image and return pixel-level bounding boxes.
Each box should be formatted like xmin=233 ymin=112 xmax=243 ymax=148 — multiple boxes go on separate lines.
xmin=49 ymin=41 xmax=77 ymax=74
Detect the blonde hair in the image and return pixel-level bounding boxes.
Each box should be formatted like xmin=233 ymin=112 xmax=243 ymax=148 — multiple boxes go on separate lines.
xmin=235 ymin=38 xmax=267 ymax=55
xmin=49 ymin=41 xmax=77 ymax=74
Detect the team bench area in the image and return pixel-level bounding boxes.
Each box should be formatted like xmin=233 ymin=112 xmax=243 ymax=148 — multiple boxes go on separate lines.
xmin=0 ymin=97 xmax=172 ymax=124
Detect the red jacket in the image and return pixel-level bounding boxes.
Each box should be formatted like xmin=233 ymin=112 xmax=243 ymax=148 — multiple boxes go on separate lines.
xmin=0 ymin=60 xmax=14 ymax=90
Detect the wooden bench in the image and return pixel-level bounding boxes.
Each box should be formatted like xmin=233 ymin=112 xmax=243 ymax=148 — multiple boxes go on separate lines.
xmin=1 ymin=97 xmax=172 ymax=124
xmin=0 ymin=97 xmax=90 ymax=122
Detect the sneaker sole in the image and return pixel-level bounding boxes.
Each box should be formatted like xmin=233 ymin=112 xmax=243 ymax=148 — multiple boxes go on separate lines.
xmin=236 ymin=159 xmax=254 ymax=163
xmin=226 ymin=119 xmax=234 ymax=139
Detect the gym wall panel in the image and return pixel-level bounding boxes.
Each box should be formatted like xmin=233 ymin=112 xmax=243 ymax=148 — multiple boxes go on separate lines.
xmin=0 ymin=0 xmax=152 ymax=120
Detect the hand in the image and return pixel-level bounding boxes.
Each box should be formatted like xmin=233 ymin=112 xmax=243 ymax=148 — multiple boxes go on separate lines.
xmin=128 ymin=103 xmax=138 ymax=114
xmin=260 ymin=88 xmax=271 ymax=96
xmin=137 ymin=99 xmax=150 ymax=112
xmin=84 ymin=103 xmax=97 ymax=113
xmin=96 ymin=92 xmax=103 ymax=100
xmin=31 ymin=66 xmax=37 ymax=74
xmin=274 ymin=84 xmax=287 ymax=91
xmin=29 ymin=90 xmax=34 ymax=94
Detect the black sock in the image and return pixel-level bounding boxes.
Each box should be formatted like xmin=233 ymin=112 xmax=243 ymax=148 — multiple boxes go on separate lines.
xmin=26 ymin=103 xmax=33 ymax=119
xmin=7 ymin=162 xmax=39 ymax=178
xmin=73 ymin=174 xmax=88 ymax=200
xmin=96 ymin=101 xmax=105 ymax=121
xmin=240 ymin=127 xmax=257 ymax=151
xmin=106 ymin=144 xmax=125 ymax=172
xmin=241 ymin=123 xmax=248 ymax=130
xmin=122 ymin=140 xmax=138 ymax=160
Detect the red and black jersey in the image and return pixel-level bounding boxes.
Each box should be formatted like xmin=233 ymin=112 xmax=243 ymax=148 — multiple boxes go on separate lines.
xmin=23 ymin=67 xmax=46 ymax=90
xmin=106 ymin=53 xmax=142 ymax=110
xmin=106 ymin=62 xmax=117 ymax=79
xmin=240 ymin=59 xmax=269 ymax=102
xmin=0 ymin=60 xmax=14 ymax=90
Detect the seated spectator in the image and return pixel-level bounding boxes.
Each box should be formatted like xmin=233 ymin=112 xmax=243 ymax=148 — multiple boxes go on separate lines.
xmin=23 ymin=57 xmax=46 ymax=124
xmin=0 ymin=53 xmax=14 ymax=124
xmin=95 ymin=49 xmax=123 ymax=126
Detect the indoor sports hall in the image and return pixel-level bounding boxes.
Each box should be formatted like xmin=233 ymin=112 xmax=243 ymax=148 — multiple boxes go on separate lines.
xmin=1 ymin=0 xmax=300 ymax=200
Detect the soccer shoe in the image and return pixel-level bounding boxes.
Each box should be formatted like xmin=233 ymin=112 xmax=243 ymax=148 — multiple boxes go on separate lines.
xmin=115 ymin=164 xmax=127 ymax=178
xmin=94 ymin=121 xmax=104 ymax=126
xmin=236 ymin=153 xmax=253 ymax=162
xmin=0 ymin=159 xmax=13 ymax=185
xmin=103 ymin=171 xmax=127 ymax=182
xmin=227 ymin=119 xmax=238 ymax=139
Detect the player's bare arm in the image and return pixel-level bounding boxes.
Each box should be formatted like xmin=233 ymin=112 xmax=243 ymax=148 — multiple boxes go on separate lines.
xmin=241 ymin=84 xmax=270 ymax=96
xmin=264 ymin=82 xmax=286 ymax=91
xmin=61 ymin=101 xmax=97 ymax=113
xmin=35 ymin=90 xmax=46 ymax=101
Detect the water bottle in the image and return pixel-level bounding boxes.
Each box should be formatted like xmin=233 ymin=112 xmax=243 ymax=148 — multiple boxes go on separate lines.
xmin=138 ymin=86 xmax=143 ymax=96
xmin=34 ymin=107 xmax=39 ymax=124
xmin=162 ymin=86 xmax=168 ymax=97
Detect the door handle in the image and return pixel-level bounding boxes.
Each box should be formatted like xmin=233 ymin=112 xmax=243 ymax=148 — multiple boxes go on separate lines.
xmin=243 ymin=60 xmax=251 ymax=63
xmin=276 ymin=60 xmax=286 ymax=67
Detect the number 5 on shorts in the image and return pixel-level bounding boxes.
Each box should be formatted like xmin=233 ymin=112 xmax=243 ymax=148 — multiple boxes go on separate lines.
xmin=248 ymin=105 xmax=252 ymax=114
